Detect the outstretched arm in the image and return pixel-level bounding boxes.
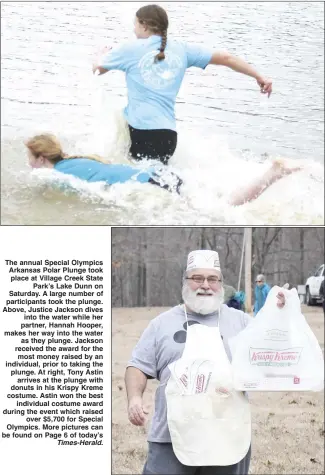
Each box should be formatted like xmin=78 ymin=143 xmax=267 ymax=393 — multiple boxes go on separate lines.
xmin=209 ymin=51 xmax=272 ymax=97
xmin=92 ymin=46 xmax=111 ymax=75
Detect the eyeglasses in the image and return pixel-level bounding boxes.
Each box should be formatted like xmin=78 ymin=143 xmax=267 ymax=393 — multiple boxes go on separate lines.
xmin=186 ymin=276 xmax=223 ymax=285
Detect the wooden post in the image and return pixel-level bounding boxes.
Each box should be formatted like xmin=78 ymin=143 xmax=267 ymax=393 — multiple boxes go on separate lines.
xmin=237 ymin=230 xmax=246 ymax=291
xmin=245 ymin=228 xmax=252 ymax=313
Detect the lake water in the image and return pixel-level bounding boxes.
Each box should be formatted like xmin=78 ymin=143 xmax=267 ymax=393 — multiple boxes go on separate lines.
xmin=1 ymin=1 xmax=324 ymax=225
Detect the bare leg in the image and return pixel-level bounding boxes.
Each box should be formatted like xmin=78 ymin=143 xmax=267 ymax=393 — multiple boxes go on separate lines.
xmin=229 ymin=159 xmax=302 ymax=206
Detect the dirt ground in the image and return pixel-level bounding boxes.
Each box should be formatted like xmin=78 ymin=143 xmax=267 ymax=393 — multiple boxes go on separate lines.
xmin=112 ymin=305 xmax=324 ymax=475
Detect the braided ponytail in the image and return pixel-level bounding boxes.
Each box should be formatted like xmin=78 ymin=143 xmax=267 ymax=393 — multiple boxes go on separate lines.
xmin=154 ymin=29 xmax=167 ymax=62
xmin=136 ymin=5 xmax=169 ymax=63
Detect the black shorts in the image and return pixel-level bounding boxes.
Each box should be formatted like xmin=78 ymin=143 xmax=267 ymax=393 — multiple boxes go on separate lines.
xmin=148 ymin=172 xmax=183 ymax=195
xmin=143 ymin=442 xmax=251 ymax=475
xmin=128 ymin=125 xmax=177 ymax=165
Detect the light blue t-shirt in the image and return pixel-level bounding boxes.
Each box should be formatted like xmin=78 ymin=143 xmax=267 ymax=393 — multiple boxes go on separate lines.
xmin=54 ymin=158 xmax=152 ymax=185
xmin=100 ymin=36 xmax=213 ymax=131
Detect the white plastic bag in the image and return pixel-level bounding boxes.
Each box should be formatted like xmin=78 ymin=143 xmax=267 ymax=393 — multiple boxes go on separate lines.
xmin=228 ymin=286 xmax=324 ymax=391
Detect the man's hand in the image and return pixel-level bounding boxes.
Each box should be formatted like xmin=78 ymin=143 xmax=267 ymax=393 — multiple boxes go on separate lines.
xmin=256 ymin=77 xmax=273 ymax=97
xmin=128 ymin=396 xmax=149 ymax=426
xmin=276 ymin=284 xmax=289 ymax=308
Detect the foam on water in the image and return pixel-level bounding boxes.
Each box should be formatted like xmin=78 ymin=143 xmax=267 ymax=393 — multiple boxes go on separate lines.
xmin=1 ymin=72 xmax=324 ymax=226
xmin=9 ymin=122 xmax=323 ymax=226
xmin=2 ymin=1 xmax=324 ymax=225
xmin=68 ymin=90 xmax=324 ymax=225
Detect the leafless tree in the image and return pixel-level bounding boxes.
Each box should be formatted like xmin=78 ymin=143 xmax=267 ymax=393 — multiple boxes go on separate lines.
xmin=112 ymin=227 xmax=324 ymax=307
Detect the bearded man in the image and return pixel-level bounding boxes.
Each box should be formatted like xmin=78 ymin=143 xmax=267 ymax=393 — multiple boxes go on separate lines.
xmin=125 ymin=250 xmax=286 ymax=475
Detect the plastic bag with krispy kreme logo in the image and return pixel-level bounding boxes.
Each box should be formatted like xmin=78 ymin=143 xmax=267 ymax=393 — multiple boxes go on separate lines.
xmin=228 ymin=285 xmax=324 ymax=391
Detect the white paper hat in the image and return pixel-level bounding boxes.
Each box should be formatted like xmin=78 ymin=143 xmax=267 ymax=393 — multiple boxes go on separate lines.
xmin=186 ymin=250 xmax=221 ymax=272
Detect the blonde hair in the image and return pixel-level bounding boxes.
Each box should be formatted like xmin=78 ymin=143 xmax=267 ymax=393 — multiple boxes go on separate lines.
xmin=25 ymin=134 xmax=109 ymax=164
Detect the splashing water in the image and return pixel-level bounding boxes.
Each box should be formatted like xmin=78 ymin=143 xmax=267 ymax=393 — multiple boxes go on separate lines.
xmin=1 ymin=0 xmax=323 ymax=225
xmin=1 ymin=77 xmax=324 ymax=225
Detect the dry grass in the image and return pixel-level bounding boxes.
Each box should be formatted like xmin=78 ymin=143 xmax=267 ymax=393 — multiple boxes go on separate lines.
xmin=112 ymin=305 xmax=325 ymax=475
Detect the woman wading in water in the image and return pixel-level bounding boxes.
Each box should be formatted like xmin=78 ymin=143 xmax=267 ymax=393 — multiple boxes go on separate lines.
xmin=93 ymin=4 xmax=273 ymax=165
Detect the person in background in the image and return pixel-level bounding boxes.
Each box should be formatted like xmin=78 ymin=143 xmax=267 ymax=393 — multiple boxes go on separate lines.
xmin=224 ymin=284 xmax=243 ymax=311
xmin=230 ymin=290 xmax=246 ymax=311
xmin=223 ymin=284 xmax=237 ymax=304
xmin=254 ymin=274 xmax=271 ymax=316
xmin=93 ymin=4 xmax=273 ymax=165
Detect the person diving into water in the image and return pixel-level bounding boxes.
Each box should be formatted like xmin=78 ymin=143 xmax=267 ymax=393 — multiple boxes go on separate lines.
xmin=25 ymin=134 xmax=301 ymax=205
xmin=25 ymin=134 xmax=183 ymax=193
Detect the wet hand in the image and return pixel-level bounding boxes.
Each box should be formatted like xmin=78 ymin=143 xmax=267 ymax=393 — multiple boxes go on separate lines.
xmin=128 ymin=397 xmax=149 ymax=426
xmin=256 ymin=77 xmax=273 ymax=97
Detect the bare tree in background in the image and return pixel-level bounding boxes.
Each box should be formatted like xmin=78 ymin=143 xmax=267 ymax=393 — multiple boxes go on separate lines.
xmin=112 ymin=227 xmax=324 ymax=307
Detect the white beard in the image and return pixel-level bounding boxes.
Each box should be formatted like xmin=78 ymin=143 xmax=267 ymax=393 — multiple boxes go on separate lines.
xmin=182 ymin=284 xmax=224 ymax=315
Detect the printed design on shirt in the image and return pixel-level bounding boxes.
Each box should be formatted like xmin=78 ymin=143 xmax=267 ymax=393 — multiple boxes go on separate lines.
xmin=138 ymin=50 xmax=182 ymax=90
xmin=173 ymin=321 xmax=223 ymax=344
